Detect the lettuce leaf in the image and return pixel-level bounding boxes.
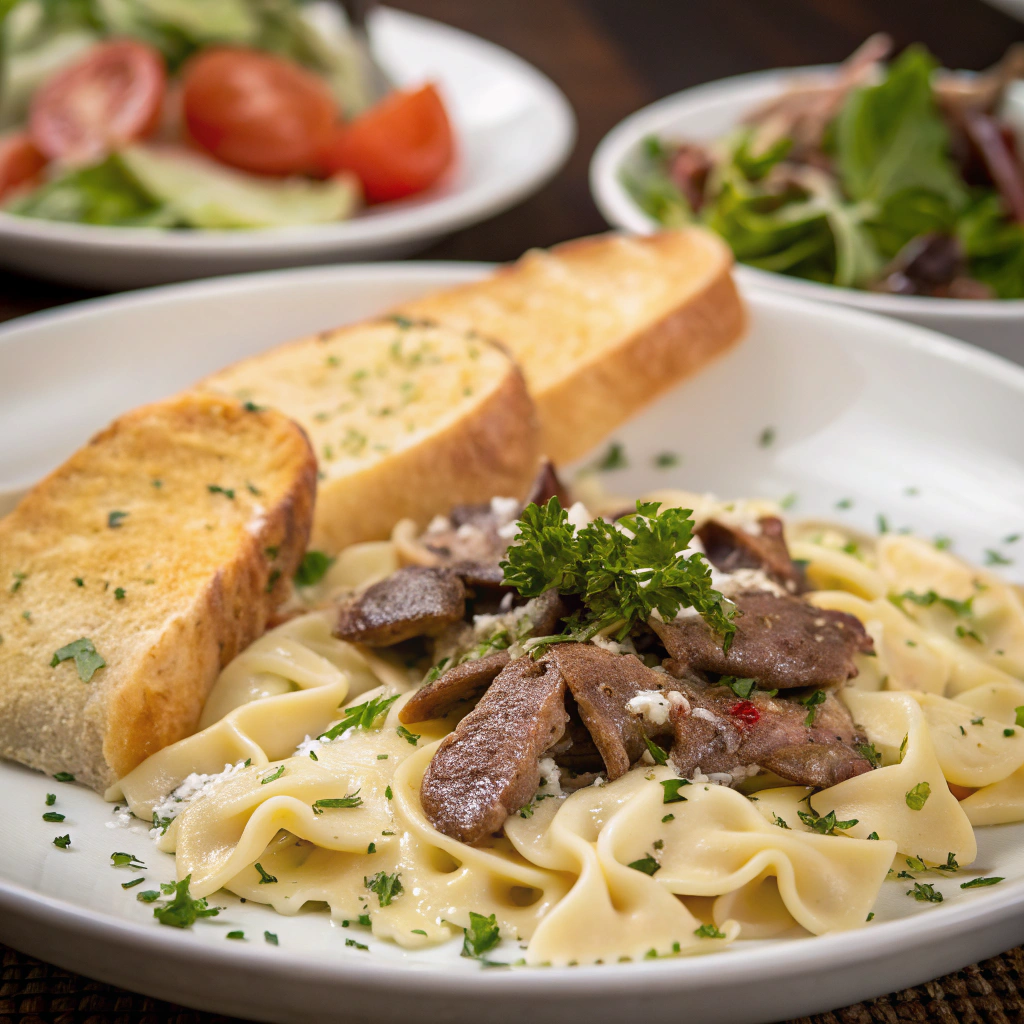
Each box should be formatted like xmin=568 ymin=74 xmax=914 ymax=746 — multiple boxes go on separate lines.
xmin=957 ymin=192 xmax=1024 ymax=299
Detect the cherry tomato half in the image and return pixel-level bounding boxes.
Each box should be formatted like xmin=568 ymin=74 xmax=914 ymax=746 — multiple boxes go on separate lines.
xmin=319 ymin=84 xmax=453 ymax=203
xmin=29 ymin=40 xmax=166 ymax=164
xmin=0 ymin=133 xmax=47 ymax=200
xmin=182 ymin=48 xmax=337 ymax=177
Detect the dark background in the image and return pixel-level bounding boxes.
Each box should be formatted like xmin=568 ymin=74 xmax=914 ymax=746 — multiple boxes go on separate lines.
xmin=4 ymin=2 xmax=1024 ymax=1022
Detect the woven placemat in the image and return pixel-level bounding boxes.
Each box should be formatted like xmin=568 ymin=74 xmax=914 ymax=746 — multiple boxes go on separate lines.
xmin=3 ymin=942 xmax=1023 ymax=1024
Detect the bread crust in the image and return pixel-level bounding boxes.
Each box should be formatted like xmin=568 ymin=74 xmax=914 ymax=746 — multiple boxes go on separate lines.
xmin=0 ymin=393 xmax=316 ymax=791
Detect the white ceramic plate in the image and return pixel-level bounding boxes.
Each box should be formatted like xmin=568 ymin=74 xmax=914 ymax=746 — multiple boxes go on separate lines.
xmin=3 ymin=264 xmax=1024 ymax=1024
xmin=0 ymin=9 xmax=575 ymax=289
xmin=590 ymin=68 xmax=1024 ymax=361
xmin=983 ymin=0 xmax=1024 ymax=21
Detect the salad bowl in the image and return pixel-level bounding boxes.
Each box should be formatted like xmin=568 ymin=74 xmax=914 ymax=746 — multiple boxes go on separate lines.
xmin=591 ymin=65 xmax=1024 ymax=361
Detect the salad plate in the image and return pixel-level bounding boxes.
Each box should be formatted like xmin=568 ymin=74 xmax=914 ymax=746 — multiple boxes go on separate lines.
xmin=590 ymin=63 xmax=1024 ymax=361
xmin=0 ymin=8 xmax=574 ymax=289
xmin=3 ymin=261 xmax=1024 ymax=1024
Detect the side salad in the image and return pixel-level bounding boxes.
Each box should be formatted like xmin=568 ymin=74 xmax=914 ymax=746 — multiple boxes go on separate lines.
xmin=624 ymin=36 xmax=1024 ymax=299
xmin=0 ymin=0 xmax=455 ymax=230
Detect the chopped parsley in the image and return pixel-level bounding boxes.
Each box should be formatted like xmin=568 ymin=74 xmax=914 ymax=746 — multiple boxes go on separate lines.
xmin=423 ymin=658 xmax=450 ymax=685
xmin=694 ymin=923 xmax=726 ymax=939
xmin=151 ymin=875 xmax=219 ymax=928
xmin=312 ymin=792 xmax=362 ymax=813
xmin=857 ymin=742 xmax=882 ymax=768
xmin=385 ymin=786 xmax=393 ymax=800
xmin=42 ymin=811 xmax=64 ymax=822
xmin=662 ymin=813 xmax=675 ymax=823
xmin=798 ymin=689 xmax=827 ymax=726
xmin=867 ymin=832 xmax=880 ymax=840
xmin=114 ymin=587 xmax=126 ymax=601
xmin=779 ymin=492 xmax=798 ymax=510
xmin=771 ymin=813 xmax=790 ymax=829
xmin=720 ymin=676 xmax=765 ymax=699
xmin=260 ymin=765 xmax=285 ymax=785
xmin=294 ymin=550 xmax=335 ymax=587
xmin=956 ymin=624 xmax=985 ymax=643
xmin=1016 ymin=706 xmax=1024 ymax=727
xmin=877 ymin=514 xmax=889 ymax=534
xmin=207 ymin=484 xmax=235 ymax=499
xmin=121 ymin=876 xmax=146 ymax=890
xmin=53 ymin=772 xmax=75 ymax=783
xmin=627 ymin=854 xmax=661 ymax=876
xmin=907 ymin=882 xmax=943 ymax=903
xmin=905 ymin=855 xmax=927 ymax=872
xmin=797 ymin=809 xmax=858 ymax=835
xmin=643 ymin=736 xmax=669 ymax=766
xmin=53 ymin=834 xmax=71 ymax=848
xmin=364 ymin=871 xmax=403 ymax=907
xmin=396 ymin=725 xmax=420 ymax=746
xmin=836 ymin=498 xmax=853 ymax=510
xmin=595 ymin=442 xmax=627 ymax=471
xmin=152 ymin=812 xmax=173 ymax=835
xmin=758 ymin=426 xmax=775 ymax=448
xmin=367 ymin=842 xmax=376 ymax=854
xmin=10 ymin=571 xmax=26 ymax=593
xmin=937 ymin=853 xmax=960 ymax=872
xmin=905 ymin=782 xmax=931 ymax=810
xmin=345 ymin=938 xmax=369 ymax=951
xmin=660 ymin=778 xmax=691 ymax=804
xmin=899 ymin=733 xmax=909 ymax=762
xmin=50 ymin=637 xmax=105 ymax=683
xmin=461 ymin=911 xmax=501 ymax=959
xmin=985 ymin=549 xmax=1012 ymax=566
xmin=501 ymin=498 xmax=735 ymax=650
xmin=254 ymin=863 xmax=277 ymax=884
xmin=934 ymin=536 xmax=953 ymax=551
xmin=265 ymin=569 xmax=281 ymax=593
xmin=654 ymin=451 xmax=680 ymax=468
xmin=961 ymin=876 xmax=1003 ymax=888
xmin=107 ymin=510 xmax=129 ymax=528
xmin=264 ymin=931 xmax=279 ymax=945
xmin=1005 ymin=728 xmax=1016 ymax=738
xmin=45 ymin=793 xmax=56 ymax=806
xmin=319 ymin=694 xmax=400 ymax=742
xmin=72 ymin=577 xmax=84 ymax=587
xmin=110 ymin=852 xmax=145 ymax=869
xmin=892 ymin=589 xmax=973 ymax=617
xmin=226 ymin=931 xmax=245 ymax=940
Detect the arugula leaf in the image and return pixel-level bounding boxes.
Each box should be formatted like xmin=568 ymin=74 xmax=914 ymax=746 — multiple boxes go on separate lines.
xmin=50 ymin=637 xmax=105 ymax=683
xmin=151 ymin=874 xmax=219 ymax=928
xmin=835 ymin=46 xmax=965 ymax=208
xmin=461 ymin=911 xmax=501 ymax=959
xmin=502 ymin=498 xmax=735 ymax=649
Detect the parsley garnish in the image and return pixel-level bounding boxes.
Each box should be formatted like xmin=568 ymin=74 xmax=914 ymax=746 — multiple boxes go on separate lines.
xmin=45 ymin=793 xmax=56 ymax=806
xmin=294 ymin=551 xmax=335 ymax=587
xmin=985 ymin=549 xmax=1012 ymax=566
xmin=10 ymin=571 xmax=26 ymax=593
xmin=899 ymin=733 xmax=909 ymax=762
xmin=151 ymin=874 xmax=219 ymax=928
xmin=152 ymin=812 xmax=173 ymax=835
xmin=836 ymin=498 xmax=853 ymax=509
xmin=254 ymin=863 xmax=277 ymax=884
xmin=396 ymin=725 xmax=420 ymax=746
xmin=771 ymin=813 xmax=790 ymax=829
xmin=797 ymin=809 xmax=858 ymax=835
xmin=907 ymin=882 xmax=943 ymax=903
xmin=644 ymin=735 xmax=669 ymax=766
xmin=260 ymin=765 xmax=285 ymax=785
xmin=110 ymin=852 xmax=145 ymax=869
xmin=53 ymin=834 xmax=71 ymax=848
xmin=461 ymin=911 xmax=501 ymax=959
xmin=243 ymin=401 xmax=265 ymax=412
xmin=1005 ymin=728 xmax=1016 ymax=737
xmin=501 ymin=498 xmax=735 ymax=649
xmin=136 ymin=889 xmax=161 ymax=903
xmin=867 ymin=832 xmax=879 ymax=840
xmin=937 ymin=853 xmax=960 ymax=872
xmin=107 ymin=511 xmax=128 ymax=528
xmin=660 ymin=778 xmax=691 ymax=804
xmin=364 ymin=871 xmax=403 ymax=907
xmin=50 ymin=637 xmax=105 ymax=683
xmin=662 ymin=814 xmax=675 ymax=823
xmin=857 ymin=742 xmax=882 ymax=768
xmin=758 ymin=427 xmax=775 ymax=448
xmin=312 ymin=792 xmax=362 ymax=814
xmin=720 ymin=676 xmax=756 ymax=699
xmin=114 ymin=587 xmax=126 ymax=601
xmin=1015 ymin=706 xmax=1024 ymax=727
xmin=905 ymin=855 xmax=927 ymax=873
xmin=694 ymin=923 xmax=726 ymax=939
xmin=42 ymin=811 xmax=64 ymax=822
xmin=956 ymin=624 xmax=985 ymax=643
xmin=798 ymin=689 xmax=827 ymax=726
xmin=961 ymin=876 xmax=1003 ymax=888
xmin=207 ymin=484 xmax=235 ymax=500
xmin=265 ymin=931 xmax=279 ymax=945
xmin=319 ymin=694 xmax=400 ymax=742
xmin=53 ymin=772 xmax=75 ymax=783
xmin=423 ymin=658 xmax=450 ymax=685
xmin=654 ymin=452 xmax=679 ymax=468
xmin=121 ymin=876 xmax=146 ymax=889
xmin=595 ymin=442 xmax=628 ymax=471
xmin=905 ymin=782 xmax=931 ymax=810
xmin=345 ymin=938 xmax=369 ymax=951
xmin=227 ymin=931 xmax=245 ymax=940
xmin=627 ymin=854 xmax=661 ymax=876
xmin=892 ymin=589 xmax=973 ymax=617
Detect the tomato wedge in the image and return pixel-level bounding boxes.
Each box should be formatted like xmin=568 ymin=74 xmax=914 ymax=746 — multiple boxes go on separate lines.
xmin=29 ymin=40 xmax=166 ymax=164
xmin=182 ymin=48 xmax=337 ymax=177
xmin=0 ymin=133 xmax=47 ymax=200
xmin=319 ymin=84 xmax=454 ymax=203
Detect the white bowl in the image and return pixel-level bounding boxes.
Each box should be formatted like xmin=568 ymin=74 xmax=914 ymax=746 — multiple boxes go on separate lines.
xmin=590 ymin=68 xmax=1024 ymax=363
xmin=2 ymin=263 xmax=1024 ymax=1024
xmin=0 ymin=8 xmax=575 ymax=289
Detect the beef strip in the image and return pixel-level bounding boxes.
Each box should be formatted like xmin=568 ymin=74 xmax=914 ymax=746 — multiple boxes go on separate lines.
xmin=334 ymin=566 xmax=466 ymax=646
xmin=420 ymin=657 xmax=568 ymax=844
xmin=652 ymin=590 xmax=872 ymax=691
xmin=543 ymin=643 xmax=665 ymax=779
xmin=399 ymin=651 xmax=511 ymax=724
xmin=665 ymin=677 xmax=871 ymax=788
xmin=697 ymin=515 xmax=804 ymax=592
xmin=522 ymin=458 xmax=571 ymax=510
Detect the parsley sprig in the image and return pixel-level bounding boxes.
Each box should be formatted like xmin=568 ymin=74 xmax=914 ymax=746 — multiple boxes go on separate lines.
xmin=319 ymin=694 xmax=400 ymax=742
xmin=149 ymin=875 xmax=219 ymax=928
xmin=501 ymin=498 xmax=735 ymax=647
xmin=797 ymin=809 xmax=858 ymax=835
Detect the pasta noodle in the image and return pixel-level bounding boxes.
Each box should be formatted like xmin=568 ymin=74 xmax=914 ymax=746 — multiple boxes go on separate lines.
xmin=113 ymin=501 xmax=1024 ymax=965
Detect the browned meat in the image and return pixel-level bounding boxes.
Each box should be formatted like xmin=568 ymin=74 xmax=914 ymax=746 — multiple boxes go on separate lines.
xmin=652 ymin=590 xmax=872 ymax=691
xmin=697 ymin=516 xmax=803 ymax=592
xmin=546 ymin=702 xmax=605 ymax=774
xmin=334 ymin=567 xmax=465 ymax=646
xmin=420 ymin=657 xmax=568 ymax=844
xmin=666 ymin=679 xmax=871 ymax=788
xmin=522 ymin=458 xmax=571 ymax=510
xmin=399 ymin=651 xmax=511 ymax=724
xmin=527 ymin=589 xmax=571 ymax=637
xmin=670 ymin=144 xmax=713 ymax=212
xmin=543 ymin=644 xmax=664 ymax=779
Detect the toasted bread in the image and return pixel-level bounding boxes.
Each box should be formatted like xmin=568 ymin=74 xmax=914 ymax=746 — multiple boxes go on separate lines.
xmin=0 ymin=393 xmax=316 ymax=792
xmin=396 ymin=229 xmax=746 ymax=464
xmin=200 ymin=318 xmax=540 ymax=554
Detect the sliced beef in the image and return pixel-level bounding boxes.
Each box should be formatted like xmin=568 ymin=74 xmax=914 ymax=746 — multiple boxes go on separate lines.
xmin=527 ymin=589 xmax=571 ymax=637
xmin=546 ymin=700 xmax=605 ymax=775
xmin=543 ymin=644 xmax=664 ymax=779
xmin=334 ymin=566 xmax=465 ymax=646
xmin=399 ymin=651 xmax=511 ymax=724
xmin=666 ymin=678 xmax=871 ymax=788
xmin=697 ymin=515 xmax=804 ymax=592
xmin=652 ymin=590 xmax=872 ymax=691
xmin=420 ymin=657 xmax=568 ymax=844
xmin=522 ymin=458 xmax=571 ymax=510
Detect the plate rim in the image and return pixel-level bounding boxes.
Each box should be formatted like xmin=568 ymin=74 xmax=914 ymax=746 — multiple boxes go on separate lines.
xmin=3 ymin=261 xmax=1024 ymax=1012
xmin=0 ymin=6 xmax=576 ymax=256
xmin=589 ymin=65 xmax=1024 ymax=323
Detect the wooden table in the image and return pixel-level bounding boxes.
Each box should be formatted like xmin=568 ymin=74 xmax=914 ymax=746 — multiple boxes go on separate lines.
xmin=3 ymin=2 xmax=1024 ymax=1022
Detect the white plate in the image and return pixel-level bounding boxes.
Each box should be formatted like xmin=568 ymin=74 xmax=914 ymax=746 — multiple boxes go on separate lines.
xmin=590 ymin=68 xmax=1024 ymax=361
xmin=0 ymin=9 xmax=575 ymax=289
xmin=3 ymin=264 xmax=1024 ymax=1024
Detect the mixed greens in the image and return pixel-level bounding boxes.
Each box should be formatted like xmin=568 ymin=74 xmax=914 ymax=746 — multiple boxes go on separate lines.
xmin=624 ymin=38 xmax=1024 ymax=299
